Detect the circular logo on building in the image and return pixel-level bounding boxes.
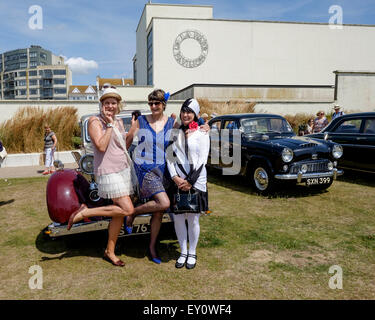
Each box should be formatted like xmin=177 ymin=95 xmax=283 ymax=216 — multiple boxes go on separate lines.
xmin=173 ymin=30 xmax=208 ymax=68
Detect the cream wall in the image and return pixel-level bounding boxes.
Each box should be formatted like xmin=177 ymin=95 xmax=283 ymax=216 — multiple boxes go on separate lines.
xmin=135 ymin=4 xmax=213 ymax=86
xmin=151 ymin=18 xmax=375 ymax=94
xmin=0 ymin=99 xmax=183 ymax=123
xmin=335 ymin=71 xmax=375 ymax=112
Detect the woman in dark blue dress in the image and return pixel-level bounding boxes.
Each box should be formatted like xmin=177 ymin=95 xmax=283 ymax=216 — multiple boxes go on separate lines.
xmin=126 ymin=89 xmax=175 ymax=263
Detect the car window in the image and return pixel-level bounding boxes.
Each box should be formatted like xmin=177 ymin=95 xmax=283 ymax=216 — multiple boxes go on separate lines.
xmin=210 ymin=120 xmax=222 ymax=132
xmin=223 ymin=120 xmax=238 ymax=129
xmin=240 ymin=118 xmax=292 ymax=134
xmin=334 ymin=119 xmax=362 ymax=133
xmin=84 ymin=116 xmax=132 ymax=143
xmin=363 ymin=119 xmax=375 ymax=134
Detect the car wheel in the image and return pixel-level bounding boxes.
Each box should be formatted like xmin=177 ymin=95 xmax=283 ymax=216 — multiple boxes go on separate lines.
xmin=250 ymin=164 xmax=274 ymax=194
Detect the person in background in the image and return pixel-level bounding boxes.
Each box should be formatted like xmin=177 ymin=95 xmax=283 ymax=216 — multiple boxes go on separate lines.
xmin=0 ymin=139 xmax=6 ymax=168
xmin=198 ymin=113 xmax=209 ymax=125
xmin=167 ymin=98 xmax=210 ymax=270
xmin=313 ymin=111 xmax=329 ymax=133
xmin=332 ymin=105 xmax=345 ymax=120
xmin=305 ymin=119 xmax=314 ymax=134
xmin=43 ymin=124 xmax=57 ymax=175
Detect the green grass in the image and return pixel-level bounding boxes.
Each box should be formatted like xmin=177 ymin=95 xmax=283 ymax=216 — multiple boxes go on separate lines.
xmin=0 ymin=171 xmax=374 ymax=299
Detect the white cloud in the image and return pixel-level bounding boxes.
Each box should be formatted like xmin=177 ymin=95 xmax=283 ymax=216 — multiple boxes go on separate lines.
xmin=65 ymin=57 xmax=99 ymax=75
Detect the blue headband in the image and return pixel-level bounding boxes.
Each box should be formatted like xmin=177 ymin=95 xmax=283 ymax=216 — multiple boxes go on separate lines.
xmin=164 ymin=92 xmax=170 ymax=102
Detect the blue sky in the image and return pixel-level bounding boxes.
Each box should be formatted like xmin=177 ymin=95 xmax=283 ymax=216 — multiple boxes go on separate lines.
xmin=1 ymin=0 xmax=374 ymax=85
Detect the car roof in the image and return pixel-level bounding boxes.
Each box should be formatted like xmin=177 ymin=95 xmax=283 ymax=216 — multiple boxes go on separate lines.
xmin=211 ymin=113 xmax=285 ymax=120
xmin=333 ymin=112 xmax=375 ymax=118
xmin=80 ymin=109 xmax=151 ymax=123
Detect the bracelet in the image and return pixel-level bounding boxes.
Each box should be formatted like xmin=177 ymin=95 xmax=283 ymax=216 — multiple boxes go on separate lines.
xmin=106 ymin=123 xmax=114 ymax=128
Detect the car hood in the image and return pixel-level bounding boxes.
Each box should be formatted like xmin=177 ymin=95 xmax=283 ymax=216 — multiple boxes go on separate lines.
xmin=268 ymin=136 xmax=328 ymax=150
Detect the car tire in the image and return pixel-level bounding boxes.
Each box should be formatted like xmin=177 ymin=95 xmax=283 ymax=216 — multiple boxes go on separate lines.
xmin=249 ymin=163 xmax=275 ymax=195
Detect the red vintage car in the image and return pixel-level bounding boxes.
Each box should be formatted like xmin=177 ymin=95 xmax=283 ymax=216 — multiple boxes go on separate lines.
xmin=44 ymin=111 xmax=173 ymax=239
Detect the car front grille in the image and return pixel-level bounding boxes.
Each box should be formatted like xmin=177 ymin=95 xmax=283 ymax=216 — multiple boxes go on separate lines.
xmin=290 ymin=160 xmax=330 ymax=174
xmin=299 ymin=143 xmax=318 ymax=148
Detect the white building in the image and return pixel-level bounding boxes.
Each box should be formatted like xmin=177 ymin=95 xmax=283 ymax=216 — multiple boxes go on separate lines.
xmin=132 ymin=3 xmax=375 ymax=112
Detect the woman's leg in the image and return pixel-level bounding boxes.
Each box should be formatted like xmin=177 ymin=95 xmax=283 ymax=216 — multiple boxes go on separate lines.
xmin=173 ymin=213 xmax=188 ymax=263
xmin=49 ymin=148 xmax=55 ymax=172
xmin=149 ymin=211 xmax=163 ymax=260
xmin=43 ymin=148 xmax=51 ymax=174
xmin=133 ymin=192 xmax=170 ymax=215
xmin=186 ymin=213 xmax=200 ymax=265
xmin=105 ymin=196 xmax=135 ymax=263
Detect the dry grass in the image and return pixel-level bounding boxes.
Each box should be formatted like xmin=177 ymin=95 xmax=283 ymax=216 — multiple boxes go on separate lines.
xmin=0 ymin=171 xmax=374 ymax=300
xmin=197 ymin=99 xmax=256 ymax=117
xmin=0 ymin=106 xmax=80 ymax=153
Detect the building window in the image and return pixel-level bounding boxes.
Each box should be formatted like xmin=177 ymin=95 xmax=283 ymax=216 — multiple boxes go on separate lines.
xmin=147 ymin=29 xmax=153 ymax=85
xmin=133 ymin=58 xmax=137 ymax=85
xmin=20 ymin=62 xmax=27 ymax=68
xmin=19 ymin=53 xmax=27 ymax=60
xmin=40 ymin=53 xmax=47 ymax=60
xmin=30 ymin=89 xmax=38 ymax=95
xmin=53 ymin=69 xmax=66 ymax=75
xmin=18 ymin=89 xmax=26 ymax=95
xmin=29 ymin=70 xmax=37 ymax=76
xmin=18 ymin=80 xmax=26 ymax=86
xmin=53 ymin=79 xmax=66 ymax=85
xmin=30 ymin=61 xmax=37 ymax=67
xmin=30 ymin=52 xmax=37 ymax=58
xmin=29 ymin=80 xmax=38 ymax=86
xmin=54 ymin=88 xmax=66 ymax=94
xmin=18 ymin=71 xmax=26 ymax=77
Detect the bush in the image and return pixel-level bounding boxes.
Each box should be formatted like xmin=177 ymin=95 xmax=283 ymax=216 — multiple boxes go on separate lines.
xmin=197 ymin=98 xmax=256 ymax=117
xmin=0 ymin=106 xmax=80 ymax=153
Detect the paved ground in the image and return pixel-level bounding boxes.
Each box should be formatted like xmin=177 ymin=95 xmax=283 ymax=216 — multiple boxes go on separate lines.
xmin=0 ymin=163 xmax=77 ymax=179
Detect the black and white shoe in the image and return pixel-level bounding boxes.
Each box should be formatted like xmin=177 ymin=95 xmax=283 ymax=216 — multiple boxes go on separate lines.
xmin=175 ymin=253 xmax=188 ymax=269
xmin=186 ymin=254 xmax=197 ymax=270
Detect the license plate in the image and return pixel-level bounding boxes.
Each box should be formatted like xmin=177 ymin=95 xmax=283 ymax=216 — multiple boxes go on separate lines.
xmin=119 ymin=223 xmax=150 ymax=236
xmin=306 ymin=177 xmax=331 ymax=186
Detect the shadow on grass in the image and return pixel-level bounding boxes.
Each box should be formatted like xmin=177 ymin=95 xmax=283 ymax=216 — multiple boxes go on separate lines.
xmin=35 ymin=223 xmax=179 ymax=263
xmin=0 ymin=199 xmax=14 ymax=207
xmin=337 ymin=169 xmax=375 ymax=188
xmin=207 ymin=168 xmax=329 ymax=199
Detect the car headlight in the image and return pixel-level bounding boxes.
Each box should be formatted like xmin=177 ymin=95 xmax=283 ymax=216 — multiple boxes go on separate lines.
xmin=281 ymin=148 xmax=293 ymax=163
xmin=332 ymin=145 xmax=343 ymax=159
xmin=79 ymin=154 xmax=94 ymax=175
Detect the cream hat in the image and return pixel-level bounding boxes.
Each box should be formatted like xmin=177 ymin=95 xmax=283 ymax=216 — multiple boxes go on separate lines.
xmin=100 ymin=87 xmax=122 ymax=103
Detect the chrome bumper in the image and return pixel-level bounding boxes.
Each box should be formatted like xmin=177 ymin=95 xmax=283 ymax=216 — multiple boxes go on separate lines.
xmin=274 ymin=168 xmax=343 ymax=182
xmin=45 ymin=213 xmax=173 ymax=238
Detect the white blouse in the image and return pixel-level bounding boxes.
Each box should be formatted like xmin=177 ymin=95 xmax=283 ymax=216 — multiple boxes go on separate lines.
xmin=167 ymin=129 xmax=210 ymax=192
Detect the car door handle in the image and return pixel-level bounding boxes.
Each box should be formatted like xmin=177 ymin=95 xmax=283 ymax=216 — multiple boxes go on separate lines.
xmin=356 ymin=137 xmax=366 ymax=140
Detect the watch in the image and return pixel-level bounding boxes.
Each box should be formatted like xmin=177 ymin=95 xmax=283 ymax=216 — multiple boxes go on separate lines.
xmin=106 ymin=123 xmax=114 ymax=128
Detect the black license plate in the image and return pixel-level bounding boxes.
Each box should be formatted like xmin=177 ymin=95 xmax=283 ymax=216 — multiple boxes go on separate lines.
xmin=306 ymin=177 xmax=331 ymax=186
xmin=119 ymin=223 xmax=151 ymax=236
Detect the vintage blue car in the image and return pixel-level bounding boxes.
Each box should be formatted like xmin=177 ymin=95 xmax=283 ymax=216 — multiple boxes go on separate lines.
xmin=208 ymin=113 xmax=344 ymax=194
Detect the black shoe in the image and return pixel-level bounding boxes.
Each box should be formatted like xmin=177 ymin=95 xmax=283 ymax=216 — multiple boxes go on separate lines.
xmin=175 ymin=253 xmax=188 ymax=269
xmin=186 ymin=254 xmax=197 ymax=270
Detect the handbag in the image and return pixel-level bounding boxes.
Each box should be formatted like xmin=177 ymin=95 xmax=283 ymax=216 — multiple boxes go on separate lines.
xmin=173 ymin=188 xmax=199 ymax=213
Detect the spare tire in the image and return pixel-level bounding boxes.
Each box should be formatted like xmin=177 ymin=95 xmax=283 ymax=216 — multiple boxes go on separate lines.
xmin=46 ymin=169 xmax=83 ymax=223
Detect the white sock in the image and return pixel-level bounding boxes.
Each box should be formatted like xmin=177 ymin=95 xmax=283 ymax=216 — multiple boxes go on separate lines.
xmin=173 ymin=213 xmax=188 ymax=263
xmin=187 ymin=214 xmax=200 ymax=264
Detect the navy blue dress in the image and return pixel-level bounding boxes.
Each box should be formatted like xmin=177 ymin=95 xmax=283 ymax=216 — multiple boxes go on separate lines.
xmin=133 ymin=115 xmax=175 ymax=199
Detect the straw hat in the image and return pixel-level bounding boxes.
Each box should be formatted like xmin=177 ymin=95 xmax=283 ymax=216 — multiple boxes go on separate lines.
xmin=100 ymin=87 xmax=122 ymax=103
xmin=333 ymin=104 xmax=341 ymax=110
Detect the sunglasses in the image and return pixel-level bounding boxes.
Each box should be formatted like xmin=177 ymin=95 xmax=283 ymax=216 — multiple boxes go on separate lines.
xmin=103 ymin=85 xmax=116 ymax=89
xmin=148 ymin=101 xmax=161 ymax=107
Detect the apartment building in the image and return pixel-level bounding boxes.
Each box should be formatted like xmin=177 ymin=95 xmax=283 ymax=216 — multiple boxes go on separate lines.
xmin=0 ymin=45 xmax=72 ymax=100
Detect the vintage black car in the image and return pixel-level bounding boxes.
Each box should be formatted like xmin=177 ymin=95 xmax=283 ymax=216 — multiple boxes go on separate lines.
xmin=307 ymin=112 xmax=375 ymax=173
xmin=207 ymin=114 xmax=344 ymax=194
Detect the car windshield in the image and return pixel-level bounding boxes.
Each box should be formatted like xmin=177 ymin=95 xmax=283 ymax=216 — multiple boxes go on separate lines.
xmin=84 ymin=117 xmax=132 ymax=143
xmin=240 ymin=117 xmax=293 ymax=134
